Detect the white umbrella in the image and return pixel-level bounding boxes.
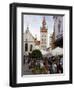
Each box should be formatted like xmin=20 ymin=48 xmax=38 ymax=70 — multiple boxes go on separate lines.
xmin=40 ymin=49 xmax=48 ymax=55
xmin=52 ymin=47 xmax=63 ymax=56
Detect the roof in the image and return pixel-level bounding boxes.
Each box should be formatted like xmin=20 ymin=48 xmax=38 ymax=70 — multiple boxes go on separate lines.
xmin=35 ymin=41 xmax=40 ymax=45
xmin=37 ymin=41 xmax=40 ymax=45
xmin=25 ymin=29 xmax=35 ymax=40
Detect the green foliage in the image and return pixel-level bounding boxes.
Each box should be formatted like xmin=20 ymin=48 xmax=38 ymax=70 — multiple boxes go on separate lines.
xmin=32 ymin=66 xmax=47 ymax=74
xmin=31 ymin=49 xmax=42 ymax=59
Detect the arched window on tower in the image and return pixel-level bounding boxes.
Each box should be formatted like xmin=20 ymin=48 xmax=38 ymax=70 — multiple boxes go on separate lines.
xmin=25 ymin=43 xmax=28 ymax=51
xmin=30 ymin=44 xmax=33 ymax=51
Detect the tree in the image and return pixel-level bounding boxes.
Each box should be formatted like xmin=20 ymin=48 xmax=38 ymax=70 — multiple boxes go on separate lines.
xmin=31 ymin=49 xmax=42 ymax=59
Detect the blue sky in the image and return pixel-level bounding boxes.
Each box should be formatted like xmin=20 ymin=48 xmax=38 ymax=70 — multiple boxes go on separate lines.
xmin=23 ymin=15 xmax=54 ymax=47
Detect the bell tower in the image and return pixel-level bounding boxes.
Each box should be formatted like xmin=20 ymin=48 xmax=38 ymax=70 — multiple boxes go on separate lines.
xmin=40 ymin=17 xmax=48 ymax=50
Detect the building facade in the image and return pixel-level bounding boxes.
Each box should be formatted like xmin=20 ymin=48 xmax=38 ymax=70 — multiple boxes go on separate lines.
xmin=23 ymin=26 xmax=35 ymax=56
xmin=40 ymin=17 xmax=48 ymax=50
xmin=23 ymin=17 xmax=48 ymax=56
xmin=23 ymin=26 xmax=40 ymax=56
xmin=50 ymin=32 xmax=56 ymax=49
xmin=53 ymin=16 xmax=63 ymax=48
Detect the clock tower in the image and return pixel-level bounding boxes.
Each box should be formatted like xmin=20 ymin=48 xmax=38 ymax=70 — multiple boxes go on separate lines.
xmin=40 ymin=17 xmax=48 ymax=50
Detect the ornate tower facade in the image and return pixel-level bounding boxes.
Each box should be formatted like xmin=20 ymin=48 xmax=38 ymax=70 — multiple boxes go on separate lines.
xmin=40 ymin=17 xmax=48 ymax=50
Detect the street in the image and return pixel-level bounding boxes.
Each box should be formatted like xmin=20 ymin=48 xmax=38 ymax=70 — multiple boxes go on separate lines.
xmin=22 ymin=59 xmax=33 ymax=75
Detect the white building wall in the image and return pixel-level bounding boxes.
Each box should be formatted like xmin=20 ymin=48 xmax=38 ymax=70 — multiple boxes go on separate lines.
xmin=23 ymin=30 xmax=35 ymax=55
xmin=40 ymin=32 xmax=47 ymax=50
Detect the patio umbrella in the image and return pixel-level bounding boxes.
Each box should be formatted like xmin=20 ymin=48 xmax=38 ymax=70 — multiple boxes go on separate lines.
xmin=51 ymin=47 xmax=63 ymax=56
xmin=40 ymin=50 xmax=48 ymax=55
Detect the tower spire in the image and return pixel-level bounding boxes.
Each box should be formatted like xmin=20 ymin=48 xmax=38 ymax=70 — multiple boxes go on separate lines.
xmin=27 ymin=25 xmax=29 ymax=30
xmin=42 ymin=16 xmax=46 ymax=28
xmin=26 ymin=25 xmax=29 ymax=33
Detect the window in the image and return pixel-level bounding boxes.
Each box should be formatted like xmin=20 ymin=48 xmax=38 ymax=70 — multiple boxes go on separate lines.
xmin=41 ymin=39 xmax=43 ymax=41
xmin=42 ymin=35 xmax=43 ymax=37
xmin=30 ymin=44 xmax=33 ymax=51
xmin=25 ymin=43 xmax=28 ymax=51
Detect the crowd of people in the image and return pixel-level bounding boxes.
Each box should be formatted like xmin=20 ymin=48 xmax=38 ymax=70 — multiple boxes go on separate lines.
xmin=24 ymin=55 xmax=63 ymax=74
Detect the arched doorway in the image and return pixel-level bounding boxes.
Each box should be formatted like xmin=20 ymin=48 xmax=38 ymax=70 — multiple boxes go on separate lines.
xmin=25 ymin=43 xmax=28 ymax=51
